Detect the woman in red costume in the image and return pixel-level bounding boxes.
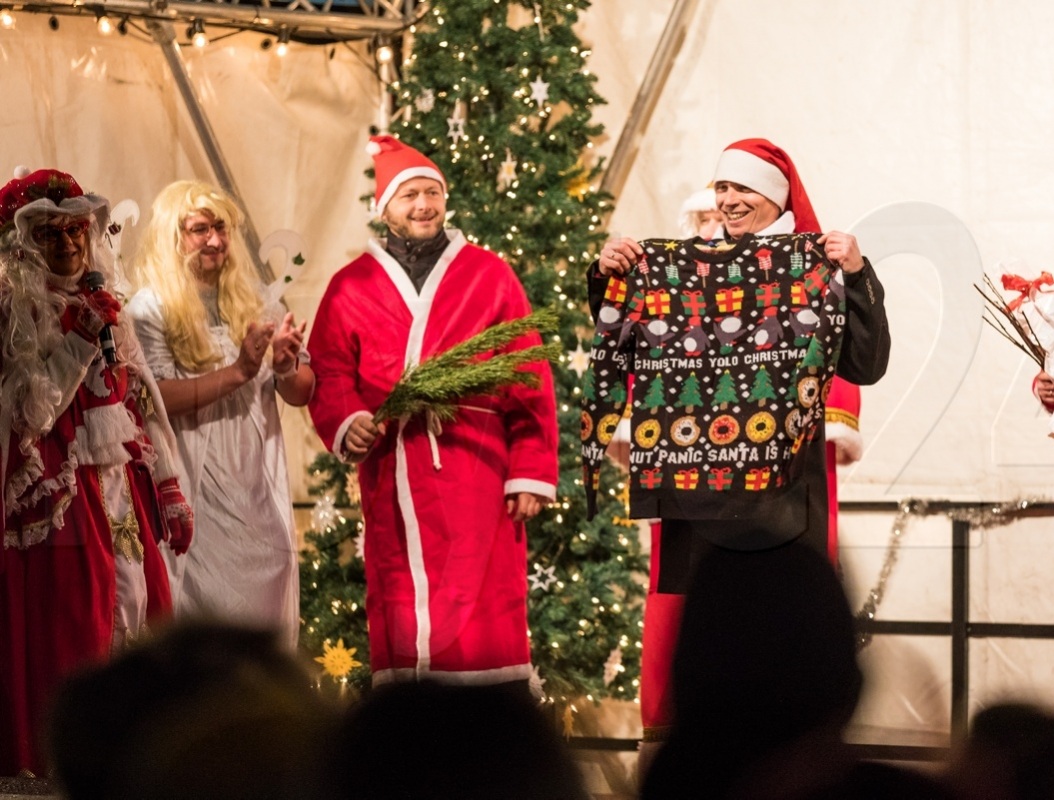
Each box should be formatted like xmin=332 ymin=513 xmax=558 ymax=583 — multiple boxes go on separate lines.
xmin=0 ymin=169 xmax=192 ymax=776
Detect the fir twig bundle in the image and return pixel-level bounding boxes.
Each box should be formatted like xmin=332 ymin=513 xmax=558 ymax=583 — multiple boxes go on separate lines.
xmin=374 ymin=307 xmax=562 ymax=425
xmin=975 ymin=273 xmax=1046 ymax=368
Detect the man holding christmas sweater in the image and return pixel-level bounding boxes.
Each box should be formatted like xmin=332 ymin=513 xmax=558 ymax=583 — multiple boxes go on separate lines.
xmin=308 ymin=136 xmax=558 ymax=689
xmin=591 ymin=137 xmax=888 ymax=556
xmin=587 ymin=138 xmax=890 ymax=750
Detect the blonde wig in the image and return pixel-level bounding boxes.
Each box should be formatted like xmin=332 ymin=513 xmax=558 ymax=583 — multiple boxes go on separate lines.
xmin=131 ymin=180 xmax=263 ymax=373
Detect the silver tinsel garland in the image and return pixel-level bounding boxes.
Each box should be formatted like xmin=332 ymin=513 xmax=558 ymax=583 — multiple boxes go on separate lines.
xmin=854 ymin=496 xmax=1045 ymax=649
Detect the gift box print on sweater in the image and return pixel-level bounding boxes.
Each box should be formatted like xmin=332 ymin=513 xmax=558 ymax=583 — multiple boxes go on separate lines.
xmin=582 ymin=233 xmax=846 ymax=519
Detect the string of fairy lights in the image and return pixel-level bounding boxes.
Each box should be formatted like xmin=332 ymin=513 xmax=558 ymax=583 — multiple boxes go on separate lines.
xmin=0 ymin=0 xmax=420 ymax=55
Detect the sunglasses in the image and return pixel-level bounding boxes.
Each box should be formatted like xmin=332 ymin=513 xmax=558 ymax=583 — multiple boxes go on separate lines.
xmin=31 ymin=220 xmax=90 ymax=244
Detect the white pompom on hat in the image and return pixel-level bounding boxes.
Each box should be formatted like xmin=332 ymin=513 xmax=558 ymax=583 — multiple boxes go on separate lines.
xmin=367 ymin=135 xmax=446 ymax=215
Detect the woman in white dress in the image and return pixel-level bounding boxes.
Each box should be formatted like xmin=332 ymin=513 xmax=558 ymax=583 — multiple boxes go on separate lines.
xmin=126 ymin=180 xmax=314 ymax=645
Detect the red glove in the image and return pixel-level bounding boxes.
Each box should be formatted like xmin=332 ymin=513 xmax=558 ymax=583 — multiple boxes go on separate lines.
xmin=157 ymin=477 xmax=194 ymax=555
xmin=72 ymin=289 xmax=121 ymax=342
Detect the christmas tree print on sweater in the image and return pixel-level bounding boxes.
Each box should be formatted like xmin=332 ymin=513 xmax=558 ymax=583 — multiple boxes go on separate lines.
xmin=581 ymin=233 xmax=846 ymax=520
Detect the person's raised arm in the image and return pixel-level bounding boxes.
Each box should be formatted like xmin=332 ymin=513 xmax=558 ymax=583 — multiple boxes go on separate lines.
xmin=820 ymin=230 xmax=890 ymax=385
xmin=587 ymin=236 xmax=644 ymax=321
xmin=271 ymin=312 xmax=315 ymax=406
xmin=156 ymin=321 xmax=274 ymax=416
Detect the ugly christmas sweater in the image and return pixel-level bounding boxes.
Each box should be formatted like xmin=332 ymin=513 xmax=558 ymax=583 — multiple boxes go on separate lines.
xmin=582 ymin=233 xmax=847 ymax=526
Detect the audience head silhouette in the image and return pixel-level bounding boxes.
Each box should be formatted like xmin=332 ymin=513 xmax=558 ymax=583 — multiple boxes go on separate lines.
xmin=944 ymin=701 xmax=1054 ymax=800
xmin=336 ymin=680 xmax=589 ymax=800
xmin=643 ymin=541 xmax=946 ymax=799
xmin=49 ymin=621 xmax=340 ymax=800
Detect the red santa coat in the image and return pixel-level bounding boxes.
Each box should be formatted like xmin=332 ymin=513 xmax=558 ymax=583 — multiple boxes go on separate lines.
xmin=308 ymin=231 xmax=558 ymax=685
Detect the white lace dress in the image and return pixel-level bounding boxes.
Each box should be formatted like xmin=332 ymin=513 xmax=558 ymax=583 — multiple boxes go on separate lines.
xmin=125 ymin=287 xmax=299 ymax=645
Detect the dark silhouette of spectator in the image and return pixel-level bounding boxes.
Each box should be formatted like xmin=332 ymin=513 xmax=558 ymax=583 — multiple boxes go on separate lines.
xmin=641 ymin=540 xmax=949 ymax=800
xmin=334 ymin=680 xmax=590 ymax=800
xmin=48 ymin=621 xmax=341 ymax=800
xmin=943 ymin=702 xmax=1054 ymax=800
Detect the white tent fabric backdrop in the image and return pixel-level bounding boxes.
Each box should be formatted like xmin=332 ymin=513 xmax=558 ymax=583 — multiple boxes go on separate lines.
xmin=3 ymin=0 xmax=1054 ymax=748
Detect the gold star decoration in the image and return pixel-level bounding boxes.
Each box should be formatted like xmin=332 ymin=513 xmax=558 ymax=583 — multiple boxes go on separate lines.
xmin=561 ymin=704 xmax=576 ymax=739
xmin=497 ymin=148 xmax=518 ymax=191
xmin=566 ymin=171 xmax=590 ymax=200
xmin=314 ymin=638 xmax=363 ymax=680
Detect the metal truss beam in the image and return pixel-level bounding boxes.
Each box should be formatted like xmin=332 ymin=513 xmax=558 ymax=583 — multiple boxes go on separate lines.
xmin=10 ymin=0 xmax=421 ymax=39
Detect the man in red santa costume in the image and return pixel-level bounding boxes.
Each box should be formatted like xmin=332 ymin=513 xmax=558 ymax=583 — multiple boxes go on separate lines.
xmin=594 ymin=138 xmax=888 ymax=763
xmin=0 ymin=168 xmax=192 ymax=776
xmin=308 ymin=136 xmax=558 ymax=689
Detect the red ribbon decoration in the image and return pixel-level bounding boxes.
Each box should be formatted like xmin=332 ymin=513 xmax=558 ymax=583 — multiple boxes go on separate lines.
xmin=1002 ymin=271 xmax=1054 ymax=311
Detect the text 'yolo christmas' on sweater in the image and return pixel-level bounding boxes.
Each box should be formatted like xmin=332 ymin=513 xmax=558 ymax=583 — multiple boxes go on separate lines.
xmin=581 ymin=233 xmax=848 ymax=524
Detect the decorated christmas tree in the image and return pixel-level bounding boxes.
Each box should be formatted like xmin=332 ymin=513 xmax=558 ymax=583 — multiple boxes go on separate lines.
xmin=300 ymin=0 xmax=647 ymax=706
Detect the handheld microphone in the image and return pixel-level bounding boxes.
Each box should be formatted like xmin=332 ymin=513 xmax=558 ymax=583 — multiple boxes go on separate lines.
xmin=85 ymin=270 xmax=117 ymax=365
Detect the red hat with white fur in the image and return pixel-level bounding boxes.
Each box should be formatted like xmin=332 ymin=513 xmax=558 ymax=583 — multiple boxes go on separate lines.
xmin=0 ymin=167 xmax=108 ymax=235
xmin=366 ymin=135 xmax=446 ymax=215
xmin=712 ymin=139 xmax=821 ymax=233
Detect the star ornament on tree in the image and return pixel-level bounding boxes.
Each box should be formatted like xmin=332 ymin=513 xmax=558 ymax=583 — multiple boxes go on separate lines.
xmin=311 ymin=494 xmax=338 ymax=533
xmin=447 ymin=111 xmax=466 ymax=144
xmin=314 ymin=638 xmax=363 ymax=681
xmin=567 ymin=342 xmax=590 ymax=377
xmin=528 ymin=563 xmax=557 ymax=592
xmin=566 ymin=172 xmax=590 ymax=200
xmin=529 ymin=74 xmax=550 ymax=109
xmin=562 ymin=704 xmax=576 ymax=739
xmin=497 ymin=148 xmax=518 ymax=191
xmin=415 ymin=88 xmax=435 ymax=113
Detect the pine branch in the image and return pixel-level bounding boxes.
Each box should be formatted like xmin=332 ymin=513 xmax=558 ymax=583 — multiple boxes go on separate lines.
xmin=374 ymin=308 xmax=561 ymax=424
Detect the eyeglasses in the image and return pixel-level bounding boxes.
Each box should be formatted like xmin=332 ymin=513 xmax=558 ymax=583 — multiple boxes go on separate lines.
xmin=31 ymin=221 xmax=90 ymax=245
xmin=183 ymin=220 xmax=228 ymax=239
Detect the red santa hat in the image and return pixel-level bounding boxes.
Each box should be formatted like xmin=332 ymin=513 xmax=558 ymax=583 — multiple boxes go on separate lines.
xmin=0 ymin=166 xmax=109 ymax=239
xmin=366 ymin=135 xmax=446 ymax=215
xmin=712 ymin=139 xmax=821 ymax=233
